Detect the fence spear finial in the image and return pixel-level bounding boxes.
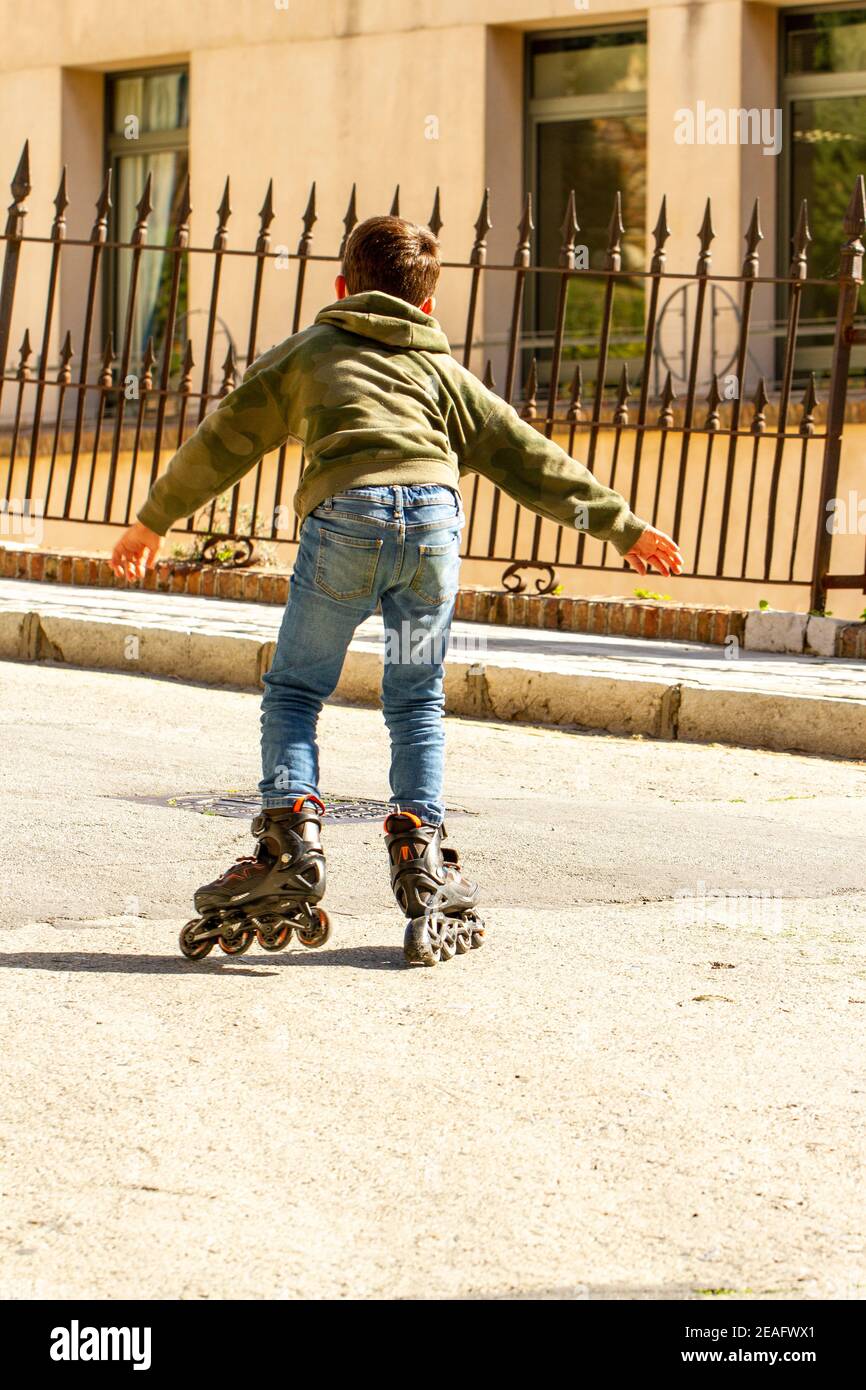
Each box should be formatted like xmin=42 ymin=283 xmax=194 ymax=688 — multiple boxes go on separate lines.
xmin=91 ymin=168 xmax=112 ymax=242
xmin=219 ymin=342 xmax=237 ymax=396
xmin=5 ymin=142 xmax=29 ymax=238
xmin=141 ymin=336 xmax=156 ymax=389
xmin=482 ymin=358 xmax=496 ymax=393
xmin=658 ymin=370 xmax=677 ymax=428
xmin=17 ymin=328 xmax=32 ymax=377
xmin=10 ymin=141 xmax=30 ymax=205
xmin=216 ymin=177 xmax=232 ymax=234
xmin=132 ymin=172 xmax=154 ymax=242
xmin=651 ymin=195 xmax=670 ymax=257
xmin=704 ymin=375 xmax=721 ymax=430
xmin=790 ymin=199 xmax=811 ymax=279
xmin=567 ymin=362 xmax=583 ymax=421
xmin=428 ymin=186 xmax=443 ymax=238
xmin=843 ymin=174 xmax=866 ymax=241
xmin=613 ymin=362 xmax=631 ymax=425
xmin=799 ymin=373 xmax=818 ymax=437
xmin=743 ymin=197 xmax=762 ymax=277
xmin=99 ymin=333 xmax=115 ymax=384
xmin=650 ymin=196 xmax=670 ymax=275
xmin=470 ymin=188 xmax=491 ymax=266
xmin=297 ymin=182 xmax=317 ymax=255
xmin=521 ymin=355 xmax=538 ymax=421
xmin=178 ymin=338 xmax=194 ymax=393
xmin=605 ymin=191 xmax=624 ymax=271
xmin=258 ymin=178 xmax=275 ymax=234
xmin=514 ymin=191 xmax=533 ymax=268
xmin=57 ymin=330 xmax=74 ymax=382
xmin=339 ymin=183 xmax=358 ymax=258
xmin=696 ymin=197 xmax=715 ymax=274
xmin=174 ymin=171 xmax=192 ymax=241
xmin=52 ymin=168 xmax=69 ymax=228
xmin=559 ymin=189 xmax=579 ymax=269
xmin=390 ymin=184 xmax=400 ymax=217
xmin=751 ymin=376 xmax=769 ymax=434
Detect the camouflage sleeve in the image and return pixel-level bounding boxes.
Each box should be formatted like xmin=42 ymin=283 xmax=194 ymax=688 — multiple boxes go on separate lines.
xmin=460 ymin=390 xmax=646 ymax=556
xmin=136 ymin=361 xmax=291 ymax=535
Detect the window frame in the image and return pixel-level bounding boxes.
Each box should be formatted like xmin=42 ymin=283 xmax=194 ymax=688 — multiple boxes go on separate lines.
xmin=778 ymin=5 xmax=866 ymax=378
xmin=525 ymin=23 xmax=648 ymax=257
xmin=523 ymin=24 xmax=648 ymax=384
xmin=103 ymin=64 xmax=190 ymax=368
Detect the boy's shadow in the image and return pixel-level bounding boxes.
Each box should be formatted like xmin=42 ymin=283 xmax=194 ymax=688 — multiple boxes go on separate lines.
xmin=0 ymin=946 xmax=404 ymax=976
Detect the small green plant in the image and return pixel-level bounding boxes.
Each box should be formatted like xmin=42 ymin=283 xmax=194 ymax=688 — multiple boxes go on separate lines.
xmin=860 ymin=608 xmax=866 ymax=622
xmin=758 ymin=598 xmax=770 ymax=610
xmin=551 ymin=584 xmax=564 ymax=596
xmin=633 ymin=588 xmax=673 ymax=602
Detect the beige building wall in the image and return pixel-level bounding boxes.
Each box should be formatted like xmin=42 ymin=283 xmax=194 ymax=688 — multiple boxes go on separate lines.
xmin=1 ymin=0 xmax=791 ymax=359
xmin=4 ymin=0 xmax=858 ymax=614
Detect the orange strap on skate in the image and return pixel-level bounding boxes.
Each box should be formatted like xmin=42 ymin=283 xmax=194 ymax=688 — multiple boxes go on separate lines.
xmin=383 ymin=809 xmax=423 ymax=832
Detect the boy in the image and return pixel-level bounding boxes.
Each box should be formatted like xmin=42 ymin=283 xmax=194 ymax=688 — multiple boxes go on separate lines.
xmin=112 ymin=215 xmax=682 ymax=966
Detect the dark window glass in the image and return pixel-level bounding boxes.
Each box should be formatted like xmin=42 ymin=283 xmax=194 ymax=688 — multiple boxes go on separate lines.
xmin=529 ymin=29 xmax=647 ymax=391
xmin=535 ymin=115 xmax=646 ymax=370
xmin=785 ymin=8 xmax=866 ymax=75
xmin=110 ymin=71 xmax=189 ymax=135
xmin=783 ymin=14 xmax=866 ymax=379
xmin=106 ymin=71 xmax=189 ymax=378
xmin=531 ymin=30 xmax=646 ymax=98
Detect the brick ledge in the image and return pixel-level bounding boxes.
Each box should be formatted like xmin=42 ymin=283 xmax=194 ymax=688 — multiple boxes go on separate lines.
xmin=2 ymin=545 xmax=864 ymax=658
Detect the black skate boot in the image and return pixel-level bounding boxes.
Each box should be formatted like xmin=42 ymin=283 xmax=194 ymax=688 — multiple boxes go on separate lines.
xmin=384 ymin=811 xmax=484 ymax=966
xmin=179 ymin=795 xmax=330 ymax=960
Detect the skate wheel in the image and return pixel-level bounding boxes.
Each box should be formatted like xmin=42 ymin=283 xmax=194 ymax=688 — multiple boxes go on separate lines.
xmin=455 ymin=920 xmax=473 ymax=954
xmin=179 ymin=918 xmax=214 ymax=961
xmin=218 ymin=927 xmax=254 ymax=956
xmin=255 ymin=920 xmax=293 ymax=952
xmin=404 ymin=914 xmax=442 ymax=967
xmin=296 ymin=906 xmax=331 ymax=950
xmin=467 ymin=911 xmax=489 ymax=956
xmin=439 ymin=919 xmax=457 ymax=962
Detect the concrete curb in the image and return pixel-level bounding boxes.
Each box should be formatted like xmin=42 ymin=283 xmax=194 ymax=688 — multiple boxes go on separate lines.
xmin=2 ymin=604 xmax=865 ymax=760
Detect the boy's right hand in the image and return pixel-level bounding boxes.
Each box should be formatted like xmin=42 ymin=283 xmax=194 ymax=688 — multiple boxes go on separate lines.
xmin=110 ymin=522 xmax=162 ymax=582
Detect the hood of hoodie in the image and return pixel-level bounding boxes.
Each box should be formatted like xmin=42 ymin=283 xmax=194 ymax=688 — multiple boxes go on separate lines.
xmin=314 ymin=291 xmax=451 ymax=353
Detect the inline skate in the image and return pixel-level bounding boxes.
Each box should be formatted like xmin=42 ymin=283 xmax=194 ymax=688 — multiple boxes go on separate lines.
xmin=384 ymin=811 xmax=484 ymax=966
xmin=179 ymin=795 xmax=330 ymax=960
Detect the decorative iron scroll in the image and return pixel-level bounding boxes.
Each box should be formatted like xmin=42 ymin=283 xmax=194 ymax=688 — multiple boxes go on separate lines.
xmin=501 ymin=562 xmax=557 ymax=595
xmin=199 ymin=536 xmax=257 ymax=568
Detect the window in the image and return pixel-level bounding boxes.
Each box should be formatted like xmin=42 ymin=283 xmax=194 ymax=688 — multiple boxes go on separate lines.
xmin=782 ymin=8 xmax=866 ymax=376
xmin=105 ymin=68 xmax=190 ymax=376
xmin=526 ymin=27 xmax=647 ymax=391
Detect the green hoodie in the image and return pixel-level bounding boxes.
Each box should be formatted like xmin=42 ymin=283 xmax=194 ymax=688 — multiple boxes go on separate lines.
xmin=137 ymin=291 xmax=646 ymax=555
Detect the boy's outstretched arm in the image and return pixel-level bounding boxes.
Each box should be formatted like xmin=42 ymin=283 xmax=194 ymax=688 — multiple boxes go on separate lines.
xmin=111 ymin=358 xmax=292 ymax=580
xmin=457 ymin=388 xmax=682 ymax=577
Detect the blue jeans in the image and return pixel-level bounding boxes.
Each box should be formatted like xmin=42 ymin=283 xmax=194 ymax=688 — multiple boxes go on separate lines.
xmin=260 ymin=484 xmax=464 ymax=825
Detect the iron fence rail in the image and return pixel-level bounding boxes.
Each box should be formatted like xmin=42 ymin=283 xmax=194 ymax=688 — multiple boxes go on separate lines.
xmin=1 ymin=140 xmax=865 ymax=608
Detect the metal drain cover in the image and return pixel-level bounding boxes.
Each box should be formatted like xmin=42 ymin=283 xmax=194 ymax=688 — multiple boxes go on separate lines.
xmin=127 ymin=792 xmax=466 ymax=825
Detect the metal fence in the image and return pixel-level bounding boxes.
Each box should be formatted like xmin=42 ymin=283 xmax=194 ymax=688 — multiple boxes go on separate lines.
xmin=1 ymin=140 xmax=865 ymax=610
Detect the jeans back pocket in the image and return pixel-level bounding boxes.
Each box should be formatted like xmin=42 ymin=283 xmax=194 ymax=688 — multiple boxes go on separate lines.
xmin=315 ymin=528 xmax=383 ymax=601
xmin=410 ymin=540 xmax=460 ymax=606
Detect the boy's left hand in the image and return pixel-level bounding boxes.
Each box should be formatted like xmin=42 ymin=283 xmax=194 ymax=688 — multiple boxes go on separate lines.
xmin=624 ymin=525 xmax=683 ymax=578
xmin=111 ymin=522 xmax=162 ymax=582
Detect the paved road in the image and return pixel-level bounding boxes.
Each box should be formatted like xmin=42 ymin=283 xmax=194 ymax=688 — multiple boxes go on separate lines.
xmin=1 ymin=658 xmax=864 ymax=1299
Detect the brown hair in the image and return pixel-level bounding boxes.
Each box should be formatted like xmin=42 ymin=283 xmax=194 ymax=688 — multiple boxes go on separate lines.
xmin=342 ymin=215 xmax=440 ymax=305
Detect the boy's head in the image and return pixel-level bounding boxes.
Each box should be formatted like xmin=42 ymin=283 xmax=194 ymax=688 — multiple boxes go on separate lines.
xmin=336 ymin=215 xmax=440 ymax=312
